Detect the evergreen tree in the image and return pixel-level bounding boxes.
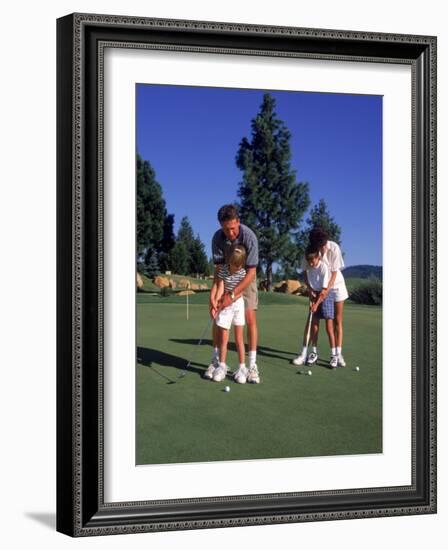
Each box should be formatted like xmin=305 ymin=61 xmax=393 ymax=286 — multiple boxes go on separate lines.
xmin=236 ymin=93 xmax=310 ymax=290
xmin=207 ymin=258 xmax=215 ymax=276
xmin=158 ymin=213 xmax=176 ymax=272
xmin=170 ymin=240 xmax=189 ymax=275
xmin=176 ymin=217 xmax=208 ymax=276
xmin=177 ymin=216 xmax=195 ymax=249
xmin=189 ymin=235 xmax=210 ymax=276
xmin=304 ymin=199 xmax=342 ymax=246
xmin=136 ymin=154 xmax=167 ymax=266
xmin=144 ymin=250 xmax=160 ymax=278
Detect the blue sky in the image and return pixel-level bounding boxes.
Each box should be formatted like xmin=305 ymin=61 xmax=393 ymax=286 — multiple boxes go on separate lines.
xmin=136 ymin=85 xmax=382 ymax=267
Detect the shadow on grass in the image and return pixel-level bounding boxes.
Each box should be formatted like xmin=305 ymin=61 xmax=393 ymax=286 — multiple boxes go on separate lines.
xmin=170 ymin=338 xmax=237 ymax=353
xmin=169 ymin=339 xmax=297 ymax=362
xmin=137 ymin=346 xmax=205 ymax=379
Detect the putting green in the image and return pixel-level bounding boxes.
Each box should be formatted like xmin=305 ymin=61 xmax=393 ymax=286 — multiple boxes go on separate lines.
xmin=136 ymin=294 xmax=382 ymax=464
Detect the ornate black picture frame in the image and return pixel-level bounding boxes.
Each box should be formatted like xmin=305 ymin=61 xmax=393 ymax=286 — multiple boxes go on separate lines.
xmin=57 ymin=13 xmax=437 ymax=536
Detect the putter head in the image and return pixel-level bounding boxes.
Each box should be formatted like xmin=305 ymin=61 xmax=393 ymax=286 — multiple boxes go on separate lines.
xmin=178 ymin=371 xmax=187 ymax=378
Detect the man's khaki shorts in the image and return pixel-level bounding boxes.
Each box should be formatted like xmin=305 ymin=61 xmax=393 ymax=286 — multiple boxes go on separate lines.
xmin=243 ymin=278 xmax=258 ymax=311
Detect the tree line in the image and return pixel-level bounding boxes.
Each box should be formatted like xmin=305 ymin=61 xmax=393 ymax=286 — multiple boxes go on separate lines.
xmin=137 ymin=154 xmax=211 ymax=278
xmin=137 ymin=93 xmax=341 ymax=289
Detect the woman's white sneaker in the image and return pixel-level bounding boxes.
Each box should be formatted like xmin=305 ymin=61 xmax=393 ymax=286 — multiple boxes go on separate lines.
xmin=292 ymin=355 xmax=306 ymax=366
xmin=338 ymin=354 xmax=346 ymax=367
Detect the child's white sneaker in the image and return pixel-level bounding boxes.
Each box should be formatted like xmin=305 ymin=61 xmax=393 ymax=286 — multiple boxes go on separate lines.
xmin=203 ymin=363 xmax=216 ymax=379
xmin=338 ymin=354 xmax=346 ymax=367
xmin=329 ymin=355 xmax=339 ymax=368
xmin=233 ymin=365 xmax=248 ymax=384
xmin=247 ymin=364 xmax=260 ymax=384
xmin=212 ymin=363 xmax=228 ymax=382
xmin=292 ymin=355 xmax=306 ymax=366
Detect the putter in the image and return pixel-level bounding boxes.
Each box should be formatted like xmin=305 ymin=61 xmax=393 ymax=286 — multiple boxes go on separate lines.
xmin=297 ymin=308 xmax=313 ymax=373
xmin=179 ymin=316 xmax=215 ymax=378
xmin=305 ymin=309 xmax=314 ymax=350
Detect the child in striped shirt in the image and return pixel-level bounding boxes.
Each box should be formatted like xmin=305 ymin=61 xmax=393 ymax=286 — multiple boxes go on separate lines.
xmin=205 ymin=244 xmax=248 ymax=383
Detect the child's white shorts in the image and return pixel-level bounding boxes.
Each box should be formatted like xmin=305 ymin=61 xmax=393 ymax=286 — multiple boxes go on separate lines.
xmin=216 ymin=297 xmax=245 ymax=330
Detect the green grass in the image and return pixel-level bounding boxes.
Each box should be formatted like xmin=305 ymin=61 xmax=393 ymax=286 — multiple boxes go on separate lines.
xmin=136 ymin=298 xmax=382 ymax=465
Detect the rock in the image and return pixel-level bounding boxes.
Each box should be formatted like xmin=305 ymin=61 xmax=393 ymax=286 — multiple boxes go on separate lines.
xmin=154 ymin=276 xmax=170 ymax=289
xmin=274 ymin=280 xmax=302 ymax=294
xmin=169 ymin=279 xmax=177 ymax=289
xmin=136 ymin=272 xmax=144 ymax=289
xmin=190 ymin=283 xmax=200 ymax=290
xmin=178 ymin=278 xmax=191 ymax=289
xmin=200 ymin=284 xmax=209 ymax=290
xmin=178 ymin=290 xmax=195 ymax=296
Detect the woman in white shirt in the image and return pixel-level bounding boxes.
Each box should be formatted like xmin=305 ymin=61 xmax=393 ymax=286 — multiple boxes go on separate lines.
xmin=309 ymin=227 xmax=349 ymax=367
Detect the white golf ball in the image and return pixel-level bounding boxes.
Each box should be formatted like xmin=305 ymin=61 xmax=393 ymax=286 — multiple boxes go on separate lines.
xmin=355 ymin=366 xmax=360 ymax=372
xmin=308 ymin=370 xmax=312 ymax=376
xmin=224 ymin=386 xmax=230 ymax=392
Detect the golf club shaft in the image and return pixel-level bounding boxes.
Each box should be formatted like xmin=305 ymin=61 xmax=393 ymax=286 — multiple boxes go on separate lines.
xmin=185 ymin=316 xmax=214 ymax=370
xmin=305 ymin=310 xmax=313 ymax=348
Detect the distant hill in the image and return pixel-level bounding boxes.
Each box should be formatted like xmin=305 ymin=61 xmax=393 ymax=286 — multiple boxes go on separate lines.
xmin=342 ymin=265 xmax=382 ymax=280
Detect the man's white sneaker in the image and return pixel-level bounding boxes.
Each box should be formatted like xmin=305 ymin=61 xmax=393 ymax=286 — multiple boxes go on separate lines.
xmin=247 ymin=364 xmax=260 ymax=384
xmin=203 ymin=363 xmax=217 ymax=379
xmin=338 ymin=354 xmax=346 ymax=367
xmin=306 ymin=352 xmax=319 ymax=365
xmin=329 ymin=355 xmax=339 ymax=368
xmin=212 ymin=364 xmax=228 ymax=382
xmin=233 ymin=365 xmax=248 ymax=384
xmin=292 ymin=355 xmax=306 ymax=366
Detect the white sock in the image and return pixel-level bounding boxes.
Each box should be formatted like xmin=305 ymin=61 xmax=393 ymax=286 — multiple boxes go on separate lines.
xmin=312 ymin=346 xmax=317 ymax=354
xmin=248 ymin=350 xmax=257 ymax=365
xmin=337 ymin=347 xmax=342 ymax=355
xmin=239 ymin=363 xmax=246 ymax=370
xmin=219 ymin=361 xmax=226 ymax=368
xmin=331 ymin=347 xmax=337 ymax=356
xmin=301 ymin=346 xmax=308 ymax=358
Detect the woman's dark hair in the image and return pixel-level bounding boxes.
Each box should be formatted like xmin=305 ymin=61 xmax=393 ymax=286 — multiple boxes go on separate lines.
xmin=309 ymin=226 xmax=329 ymax=249
xmin=217 ymin=204 xmax=239 ymax=223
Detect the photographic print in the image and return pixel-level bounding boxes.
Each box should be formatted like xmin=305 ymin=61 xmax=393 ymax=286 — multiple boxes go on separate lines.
xmin=135 ymin=85 xmax=383 ymax=465
xmin=57 ymin=14 xmax=436 ymax=535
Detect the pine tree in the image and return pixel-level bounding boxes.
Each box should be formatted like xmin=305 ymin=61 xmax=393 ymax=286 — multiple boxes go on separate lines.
xmin=158 ymin=213 xmax=176 ymax=272
xmin=170 ymin=240 xmax=189 ymax=276
xmin=189 ymin=235 xmax=210 ymax=276
xmin=144 ymin=250 xmax=160 ymax=278
xmin=236 ymin=93 xmax=310 ymax=290
xmin=136 ymin=154 xmax=167 ymax=266
xmin=304 ymin=199 xmax=342 ymax=245
xmin=175 ymin=217 xmax=208 ymax=276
